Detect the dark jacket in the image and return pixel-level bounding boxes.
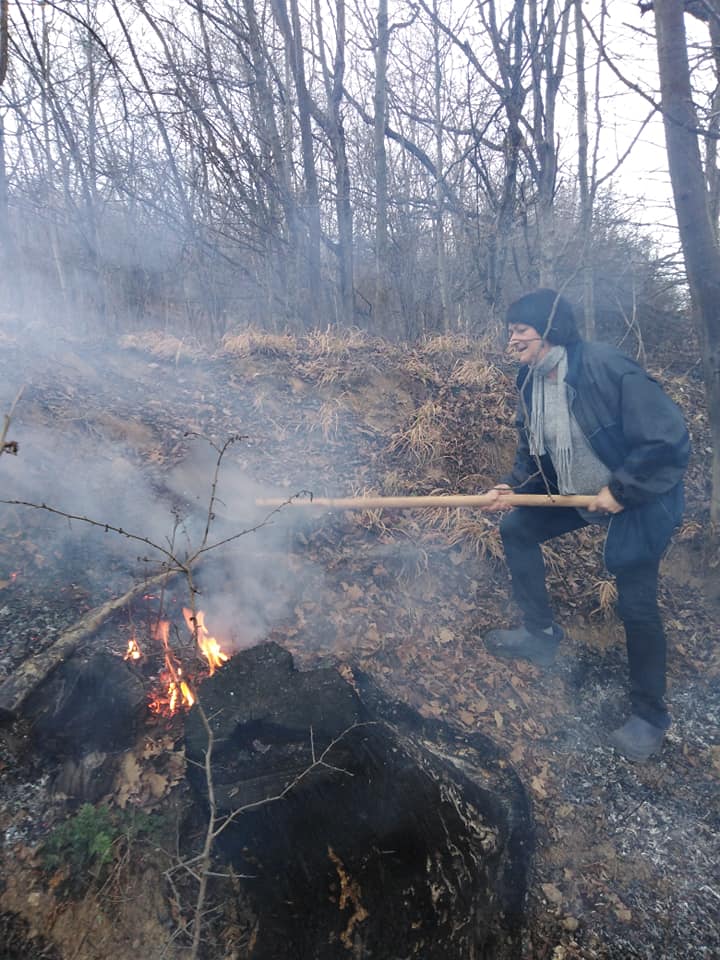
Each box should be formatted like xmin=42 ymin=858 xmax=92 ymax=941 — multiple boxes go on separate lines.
xmin=503 ymin=340 xmax=690 ymax=572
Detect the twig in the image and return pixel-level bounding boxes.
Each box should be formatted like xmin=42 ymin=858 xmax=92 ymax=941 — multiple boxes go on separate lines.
xmin=0 ymin=385 xmax=24 ymax=456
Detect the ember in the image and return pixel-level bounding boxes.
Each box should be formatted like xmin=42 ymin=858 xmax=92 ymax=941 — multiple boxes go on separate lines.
xmin=123 ymin=636 xmax=143 ymax=661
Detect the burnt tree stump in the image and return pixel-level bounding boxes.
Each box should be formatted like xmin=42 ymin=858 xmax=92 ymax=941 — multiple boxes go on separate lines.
xmin=185 ymin=643 xmax=532 ymax=959
xmin=23 ymin=650 xmax=147 ymax=801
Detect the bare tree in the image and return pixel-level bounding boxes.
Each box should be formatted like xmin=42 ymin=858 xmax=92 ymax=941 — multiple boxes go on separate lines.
xmin=652 ymin=0 xmax=720 ymax=525
xmin=0 ymin=0 xmax=12 ymax=311
xmin=313 ymin=0 xmax=354 ymax=326
xmin=271 ymin=0 xmax=323 ymax=325
xmin=574 ymin=0 xmax=593 ymax=337
xmin=372 ymin=0 xmax=390 ymax=334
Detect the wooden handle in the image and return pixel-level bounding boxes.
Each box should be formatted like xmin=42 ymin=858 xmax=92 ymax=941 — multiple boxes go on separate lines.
xmin=256 ymin=493 xmax=594 ymax=510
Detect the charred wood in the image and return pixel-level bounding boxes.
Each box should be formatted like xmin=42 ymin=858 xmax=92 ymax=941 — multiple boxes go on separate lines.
xmin=184 ymin=643 xmax=531 ymax=959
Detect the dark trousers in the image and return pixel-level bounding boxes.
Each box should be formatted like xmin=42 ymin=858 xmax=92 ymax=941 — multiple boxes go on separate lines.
xmin=499 ymin=506 xmax=669 ymax=729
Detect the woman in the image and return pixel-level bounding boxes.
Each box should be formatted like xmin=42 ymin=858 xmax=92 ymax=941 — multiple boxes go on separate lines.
xmin=483 ymin=289 xmax=690 ymax=762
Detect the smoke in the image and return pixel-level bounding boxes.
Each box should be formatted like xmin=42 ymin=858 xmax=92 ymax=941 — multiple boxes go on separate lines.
xmin=0 ymin=321 xmax=456 ymax=664
xmin=0 ymin=419 xmax=178 ymax=566
xmin=163 ymin=437 xmax=323 ymax=649
xmin=0 ymin=377 xmax=324 ymax=652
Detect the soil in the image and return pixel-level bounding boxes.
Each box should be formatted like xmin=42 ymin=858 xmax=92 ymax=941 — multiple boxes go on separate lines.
xmin=0 ymin=327 xmax=718 ymax=959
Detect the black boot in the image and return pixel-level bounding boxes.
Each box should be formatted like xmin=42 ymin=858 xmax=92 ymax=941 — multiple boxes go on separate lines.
xmin=609 ymin=715 xmax=666 ymax=762
xmin=484 ymin=624 xmax=563 ymax=667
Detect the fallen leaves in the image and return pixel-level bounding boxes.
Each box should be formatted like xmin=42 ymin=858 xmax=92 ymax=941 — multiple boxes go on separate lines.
xmin=531 ymin=775 xmax=549 ymax=800
xmin=114 ymin=736 xmax=186 ymax=809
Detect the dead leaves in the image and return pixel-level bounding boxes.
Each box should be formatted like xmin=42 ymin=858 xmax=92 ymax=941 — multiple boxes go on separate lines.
xmin=531 ymin=766 xmax=550 ymax=800
xmin=114 ymin=735 xmax=185 ymax=809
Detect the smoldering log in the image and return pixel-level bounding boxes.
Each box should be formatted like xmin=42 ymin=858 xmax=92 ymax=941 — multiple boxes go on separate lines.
xmin=184 ymin=643 xmax=531 ymax=960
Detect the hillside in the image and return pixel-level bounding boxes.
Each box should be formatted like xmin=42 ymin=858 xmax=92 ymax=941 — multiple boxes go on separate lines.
xmin=0 ymin=327 xmax=717 ymax=960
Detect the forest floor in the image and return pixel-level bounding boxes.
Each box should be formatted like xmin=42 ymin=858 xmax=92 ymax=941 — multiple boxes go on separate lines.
xmin=0 ymin=324 xmax=718 ymax=960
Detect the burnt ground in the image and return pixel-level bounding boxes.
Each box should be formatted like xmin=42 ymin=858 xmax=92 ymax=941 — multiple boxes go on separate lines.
xmin=0 ymin=326 xmax=718 ymax=959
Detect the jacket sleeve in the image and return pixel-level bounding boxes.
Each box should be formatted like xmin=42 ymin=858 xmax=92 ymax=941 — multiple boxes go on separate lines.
xmin=607 ymin=371 xmax=690 ymax=507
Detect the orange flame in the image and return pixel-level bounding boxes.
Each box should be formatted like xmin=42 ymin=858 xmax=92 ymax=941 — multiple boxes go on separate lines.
xmin=144 ymin=610 xmax=229 ymax=716
xmin=148 ymin=619 xmax=196 ymax=715
xmin=183 ymin=608 xmax=229 ymax=675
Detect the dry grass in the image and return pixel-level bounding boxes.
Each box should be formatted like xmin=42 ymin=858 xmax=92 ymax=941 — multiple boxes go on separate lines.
xmin=221 ymin=327 xmax=296 ymax=357
xmin=380 ymin=470 xmax=409 ymax=496
xmin=445 ymin=514 xmax=505 ymax=563
xmin=419 ymin=333 xmax=475 ymax=355
xmin=449 ymin=357 xmax=508 ymax=391
xmin=304 ymin=396 xmax=348 ymax=442
xmin=400 ymin=355 xmax=440 ymax=386
xmin=304 ymin=327 xmax=370 ymax=357
xmin=591 ymin=578 xmax=618 ymax=619
xmin=118 ymin=332 xmax=199 ymax=361
xmin=346 ymin=486 xmax=393 ymax=536
xmin=251 ymin=385 xmax=274 ymax=412
xmin=297 ymin=355 xmax=375 ymax=386
xmin=388 ymin=401 xmax=445 ymax=464
xmin=540 ymin=542 xmax=564 ymax=577
xmin=311 ymin=361 xmax=347 ymax=385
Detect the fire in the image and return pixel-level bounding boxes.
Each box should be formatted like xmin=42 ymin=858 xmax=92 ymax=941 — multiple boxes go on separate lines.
xmin=149 ymin=619 xmax=196 ymax=715
xmin=183 ymin=608 xmax=229 ymax=675
xmin=124 ymin=636 xmax=143 ymax=661
xmin=167 ymin=669 xmax=195 ymax=714
xmin=145 ymin=610 xmax=229 ymax=716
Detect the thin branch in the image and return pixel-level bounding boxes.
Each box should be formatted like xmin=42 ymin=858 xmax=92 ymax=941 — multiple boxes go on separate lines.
xmin=585 ymin=9 xmax=720 ymax=139
xmin=0 ymin=386 xmax=23 ymax=456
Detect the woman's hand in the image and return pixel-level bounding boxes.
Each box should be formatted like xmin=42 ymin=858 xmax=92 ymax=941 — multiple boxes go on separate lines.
xmin=587 ymin=485 xmax=624 ymax=514
xmin=483 ymin=483 xmax=514 ymax=512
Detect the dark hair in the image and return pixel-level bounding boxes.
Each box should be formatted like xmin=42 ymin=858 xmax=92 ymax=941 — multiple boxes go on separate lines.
xmin=505 ymin=289 xmax=580 ymax=346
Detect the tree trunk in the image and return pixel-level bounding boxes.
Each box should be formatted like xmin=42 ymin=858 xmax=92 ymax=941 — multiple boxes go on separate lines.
xmin=373 ymin=0 xmax=390 ymax=336
xmin=243 ymin=0 xmax=297 ymax=330
xmin=654 ymin=0 xmax=720 ymax=526
xmin=314 ymin=0 xmax=354 ymax=327
xmin=574 ymin=0 xmax=594 ymax=338
xmin=704 ymin=11 xmax=720 ymax=238
xmin=432 ymin=0 xmax=449 ymax=332
xmin=0 ymin=112 xmax=10 ymax=296
xmin=272 ymin=0 xmax=323 ymax=328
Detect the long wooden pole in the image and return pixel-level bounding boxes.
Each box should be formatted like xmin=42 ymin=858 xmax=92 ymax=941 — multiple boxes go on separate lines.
xmin=256 ymin=493 xmax=594 ymax=510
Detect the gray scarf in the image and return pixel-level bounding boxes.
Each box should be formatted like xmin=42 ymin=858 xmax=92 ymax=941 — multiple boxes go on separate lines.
xmin=528 ymin=345 xmax=573 ymax=492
